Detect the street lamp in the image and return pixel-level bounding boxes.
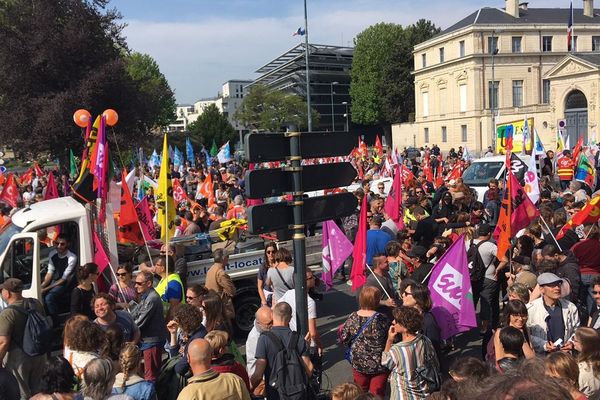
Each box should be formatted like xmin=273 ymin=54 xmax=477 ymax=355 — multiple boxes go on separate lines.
xmin=342 ymin=101 xmax=349 ymax=131
xmin=331 ymin=81 xmax=338 ymax=131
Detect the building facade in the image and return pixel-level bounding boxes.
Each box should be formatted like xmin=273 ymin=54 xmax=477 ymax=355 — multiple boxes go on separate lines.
xmin=251 ymin=43 xmax=353 ymax=132
xmin=393 ymin=0 xmax=600 ymax=153
xmin=168 ymin=80 xmax=252 ymax=143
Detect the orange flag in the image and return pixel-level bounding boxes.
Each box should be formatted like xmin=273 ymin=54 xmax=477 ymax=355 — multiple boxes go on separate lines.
xmin=118 ymin=170 xmax=143 ymax=245
xmin=494 ymin=153 xmax=513 ymax=260
xmin=199 ymin=172 xmax=216 ymax=206
xmin=557 ymin=194 xmax=600 ymax=239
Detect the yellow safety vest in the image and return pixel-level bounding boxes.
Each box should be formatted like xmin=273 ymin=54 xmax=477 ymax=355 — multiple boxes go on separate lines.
xmin=156 ymin=273 xmax=185 ymax=315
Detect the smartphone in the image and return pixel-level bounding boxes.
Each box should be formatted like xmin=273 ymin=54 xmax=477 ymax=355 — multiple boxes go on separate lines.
xmin=553 ymin=338 xmax=563 ymax=348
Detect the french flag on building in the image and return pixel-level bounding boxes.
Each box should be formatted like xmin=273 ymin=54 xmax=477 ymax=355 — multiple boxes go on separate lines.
xmin=293 ymin=27 xmax=306 ymax=36
xmin=568 ymin=0 xmax=574 ymax=51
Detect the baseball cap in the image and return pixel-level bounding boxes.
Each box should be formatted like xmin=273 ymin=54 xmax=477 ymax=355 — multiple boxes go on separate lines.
xmin=537 ymin=272 xmax=563 ymax=286
xmin=515 ymin=271 xmax=538 ymax=291
xmin=0 ymin=278 xmax=23 ymax=292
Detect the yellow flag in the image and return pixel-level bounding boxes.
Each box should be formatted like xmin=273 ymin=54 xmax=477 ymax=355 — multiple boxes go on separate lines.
xmin=156 ymin=134 xmax=175 ymax=243
xmin=75 ymin=115 xmax=101 ymax=184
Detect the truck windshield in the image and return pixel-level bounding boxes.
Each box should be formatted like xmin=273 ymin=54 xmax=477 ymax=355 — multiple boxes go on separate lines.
xmin=462 ymin=162 xmax=503 ymax=186
xmin=0 ymin=222 xmax=24 ymax=256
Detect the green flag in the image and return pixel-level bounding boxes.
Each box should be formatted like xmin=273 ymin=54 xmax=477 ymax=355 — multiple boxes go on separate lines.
xmin=69 ymin=149 xmax=78 ymax=179
xmin=210 ymin=139 xmax=218 ymax=157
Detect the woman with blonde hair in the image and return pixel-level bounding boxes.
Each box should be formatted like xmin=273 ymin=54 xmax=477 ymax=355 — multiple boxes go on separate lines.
xmin=112 ymin=343 xmax=157 ymax=400
xmin=574 ymin=327 xmax=600 ymax=399
xmin=205 ymin=330 xmax=250 ymax=391
xmin=331 ymin=382 xmax=363 ymax=400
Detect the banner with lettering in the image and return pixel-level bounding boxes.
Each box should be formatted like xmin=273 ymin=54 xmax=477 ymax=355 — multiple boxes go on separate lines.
xmin=496 ymin=118 xmax=534 ymax=154
xmin=428 ymin=234 xmax=477 ymax=339
xmin=136 ymin=196 xmax=156 ymax=241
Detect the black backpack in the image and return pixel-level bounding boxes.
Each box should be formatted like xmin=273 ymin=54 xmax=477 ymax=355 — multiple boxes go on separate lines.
xmin=8 ymin=303 xmax=51 ymax=357
xmin=466 ymin=239 xmax=493 ymax=282
xmin=264 ymin=331 xmax=309 ymax=400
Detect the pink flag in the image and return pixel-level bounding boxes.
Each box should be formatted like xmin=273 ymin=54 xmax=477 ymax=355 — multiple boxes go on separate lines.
xmin=136 ymin=196 xmax=157 ymax=241
xmin=509 ymin=172 xmax=540 ymax=234
xmin=427 ymin=234 xmax=477 ymax=340
xmin=384 ymin=166 xmax=405 ymax=230
xmin=93 ymin=231 xmax=111 ymax=274
xmin=350 ymin=196 xmax=368 ymax=291
xmin=44 ymin=172 xmax=59 ymax=200
xmin=322 ymin=220 xmax=353 ymax=290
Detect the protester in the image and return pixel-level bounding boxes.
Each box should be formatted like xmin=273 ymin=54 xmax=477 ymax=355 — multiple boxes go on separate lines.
xmin=113 ymin=343 xmax=157 ymax=400
xmin=41 ymin=234 xmax=78 ymax=317
xmin=399 ymin=280 xmax=441 ymax=356
xmin=202 ymin=290 xmax=232 ymax=335
xmin=165 ymin=303 xmax=207 ymax=377
xmin=544 ymin=352 xmax=588 ymax=400
xmin=109 ymin=264 xmax=137 ymax=309
xmin=131 ymin=271 xmax=166 ymax=383
xmin=590 ymin=276 xmax=600 ymax=331
xmin=266 ymin=248 xmax=295 ymax=304
xmin=339 ymin=286 xmax=390 ymax=398
xmin=382 ymin=306 xmax=440 ymax=400
xmin=177 ymin=339 xmax=250 ymax=400
xmin=245 ymin=306 xmax=272 ymax=392
xmin=82 ymin=358 xmax=134 ymax=400
xmin=185 ymin=284 xmax=208 ymax=310
xmin=0 ymin=278 xmax=47 ymax=399
xmin=204 ymin=330 xmax=250 ymax=391
xmin=573 ymin=327 xmax=600 ymax=398
xmin=154 ymin=255 xmax=185 ymax=320
xmin=93 ymin=293 xmax=140 ymax=343
xmin=71 ymin=262 xmax=99 ymax=320
xmin=30 ymin=356 xmax=79 ymax=400
xmin=488 ymin=299 xmax=535 ymax=364
xmin=257 ymin=242 xmax=277 ymax=307
xmin=66 ymin=318 xmax=105 ymax=379
xmin=364 ymin=254 xmax=398 ymax=318
xmin=331 ymin=382 xmax=364 ymax=400
xmin=204 ymin=248 xmax=235 ymax=321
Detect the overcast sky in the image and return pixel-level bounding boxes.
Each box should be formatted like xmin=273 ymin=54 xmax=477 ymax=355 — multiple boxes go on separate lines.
xmin=109 ymin=0 xmax=571 ymax=104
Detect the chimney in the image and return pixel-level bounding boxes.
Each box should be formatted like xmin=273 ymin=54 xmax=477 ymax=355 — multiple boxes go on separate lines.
xmin=506 ymin=0 xmax=520 ymax=18
xmin=584 ymin=0 xmax=594 ymax=17
xmin=519 ymin=2 xmax=528 ymax=11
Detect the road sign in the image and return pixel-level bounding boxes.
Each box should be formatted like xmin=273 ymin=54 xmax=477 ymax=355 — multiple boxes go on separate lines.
xmin=245 ymin=162 xmax=356 ymax=199
xmin=245 ymin=131 xmax=356 ymax=162
xmin=0 ymin=166 xmax=6 ymax=173
xmin=247 ymin=192 xmax=357 ymax=234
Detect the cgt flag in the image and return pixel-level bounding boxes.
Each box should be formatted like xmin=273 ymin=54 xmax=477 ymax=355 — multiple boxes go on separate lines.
xmin=428 ymin=234 xmax=477 ymax=340
xmin=321 ymin=220 xmax=353 ymax=291
xmin=557 ymin=194 xmax=600 ymax=239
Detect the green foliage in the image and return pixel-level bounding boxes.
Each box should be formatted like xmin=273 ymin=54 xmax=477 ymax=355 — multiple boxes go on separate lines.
xmin=0 ymin=0 xmax=176 ymax=162
xmin=125 ymin=52 xmax=177 ymax=128
xmin=350 ymin=20 xmax=440 ymax=126
xmin=187 ymin=104 xmax=236 ymax=146
xmin=235 ymin=84 xmax=319 ymax=132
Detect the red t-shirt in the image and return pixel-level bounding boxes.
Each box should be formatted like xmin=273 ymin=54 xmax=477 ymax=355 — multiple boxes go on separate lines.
xmin=572 ymin=238 xmax=600 ymax=275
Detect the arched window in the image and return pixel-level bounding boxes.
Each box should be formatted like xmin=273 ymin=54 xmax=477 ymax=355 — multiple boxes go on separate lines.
xmin=565 ymin=90 xmax=587 ymax=110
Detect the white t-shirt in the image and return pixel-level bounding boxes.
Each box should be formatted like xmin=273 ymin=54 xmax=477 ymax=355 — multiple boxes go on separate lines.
xmin=279 ymin=289 xmax=316 ymax=332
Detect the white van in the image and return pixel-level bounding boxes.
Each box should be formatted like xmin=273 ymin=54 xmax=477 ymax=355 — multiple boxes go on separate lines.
xmin=462 ymin=155 xmax=533 ymax=202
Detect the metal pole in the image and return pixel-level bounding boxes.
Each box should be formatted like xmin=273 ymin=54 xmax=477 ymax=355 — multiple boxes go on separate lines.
xmin=287 ymin=125 xmax=308 ymax=337
xmin=491 ymin=31 xmax=497 ymax=154
xmin=343 ymin=102 xmax=349 ymax=131
xmin=304 ymin=0 xmax=312 ymax=132
xmin=331 ymin=82 xmax=335 ymax=132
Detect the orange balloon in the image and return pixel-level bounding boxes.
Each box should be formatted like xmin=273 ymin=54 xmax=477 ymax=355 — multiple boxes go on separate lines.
xmin=102 ymin=109 xmax=119 ymax=126
xmin=73 ymin=109 xmax=91 ymax=128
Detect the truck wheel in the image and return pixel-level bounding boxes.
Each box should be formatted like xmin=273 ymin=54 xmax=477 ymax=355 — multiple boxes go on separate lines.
xmin=234 ymin=293 xmax=260 ymax=334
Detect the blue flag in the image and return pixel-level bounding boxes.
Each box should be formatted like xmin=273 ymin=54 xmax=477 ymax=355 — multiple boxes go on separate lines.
xmin=174 ymin=146 xmax=183 ymax=168
xmin=202 ymin=147 xmax=212 ymax=167
xmin=186 ymin=138 xmax=195 ymax=166
xmin=149 ymin=149 xmax=160 ymax=170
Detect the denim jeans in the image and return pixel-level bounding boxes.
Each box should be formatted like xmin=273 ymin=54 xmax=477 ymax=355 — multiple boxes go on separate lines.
xmin=44 ymin=284 xmax=66 ymax=315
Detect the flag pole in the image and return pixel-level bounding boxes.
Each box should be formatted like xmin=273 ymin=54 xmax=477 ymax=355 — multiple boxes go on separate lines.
xmin=364 ymin=263 xmax=392 ymax=300
xmin=539 ymin=215 xmax=563 ymax=252
xmin=303 ymin=0 xmax=312 ymax=132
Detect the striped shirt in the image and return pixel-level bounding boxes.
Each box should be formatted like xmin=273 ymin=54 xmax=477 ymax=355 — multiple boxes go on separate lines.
xmin=382 ymin=334 xmax=438 ymax=400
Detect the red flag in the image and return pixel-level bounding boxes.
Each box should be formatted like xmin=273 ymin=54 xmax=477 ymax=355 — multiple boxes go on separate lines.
xmin=18 ymin=168 xmax=33 ymax=186
xmin=435 ymin=155 xmax=444 ymax=188
xmin=33 ymin=162 xmax=45 ymax=177
xmin=93 ymin=231 xmax=111 ymax=274
xmin=572 ymin=136 xmax=584 ymax=165
xmin=509 ymin=172 xmax=540 ymax=233
xmin=172 ymin=178 xmax=189 ymax=203
xmin=494 ymin=154 xmax=513 ymax=260
xmin=350 ymin=195 xmax=368 ymax=291
xmin=357 ymin=162 xmax=364 ymax=180
xmin=557 ymin=194 xmax=600 ymax=239
xmin=44 ymin=172 xmax=59 ymax=200
xmin=136 ymin=196 xmax=157 ymax=241
xmin=0 ymin=174 xmax=19 ymax=208
xmin=384 ymin=166 xmax=405 ymax=230
xmin=400 ymin=165 xmax=416 ymax=183
xmin=119 ymin=170 xmax=138 ymax=226
xmin=374 ymin=135 xmax=384 ymax=156
xmin=423 ymin=151 xmax=434 ymax=183
xmin=199 ymin=172 xmax=216 ymax=206
xmin=447 ymin=162 xmax=463 ymax=181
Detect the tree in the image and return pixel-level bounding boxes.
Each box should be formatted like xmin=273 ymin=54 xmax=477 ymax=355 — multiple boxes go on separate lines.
xmin=125 ymin=52 xmax=177 ymax=130
xmin=187 ymin=104 xmax=236 ymax=146
xmin=350 ymin=20 xmax=439 ymax=139
xmin=235 ymin=84 xmax=319 ymax=132
xmin=0 ymin=0 xmax=176 ymax=163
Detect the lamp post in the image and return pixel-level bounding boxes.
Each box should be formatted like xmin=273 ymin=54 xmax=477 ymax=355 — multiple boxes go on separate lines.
xmin=304 ymin=0 xmax=312 ymax=132
xmin=491 ymin=30 xmax=499 ymax=153
xmin=331 ymin=81 xmax=338 ymax=131
xmin=342 ymin=101 xmax=349 ymax=131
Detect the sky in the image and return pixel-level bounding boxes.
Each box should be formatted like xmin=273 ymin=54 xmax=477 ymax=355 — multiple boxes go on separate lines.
xmin=109 ymin=0 xmax=570 ymax=104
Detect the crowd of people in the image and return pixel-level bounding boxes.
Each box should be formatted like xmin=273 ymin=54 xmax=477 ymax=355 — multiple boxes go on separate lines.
xmin=0 ymin=141 xmax=599 ymax=400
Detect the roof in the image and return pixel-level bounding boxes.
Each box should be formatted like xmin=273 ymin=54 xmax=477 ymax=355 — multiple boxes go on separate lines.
xmin=439 ymin=7 xmax=600 ymax=37
xmin=252 ymin=43 xmax=353 ymax=87
xmin=572 ymin=52 xmax=600 ymax=66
